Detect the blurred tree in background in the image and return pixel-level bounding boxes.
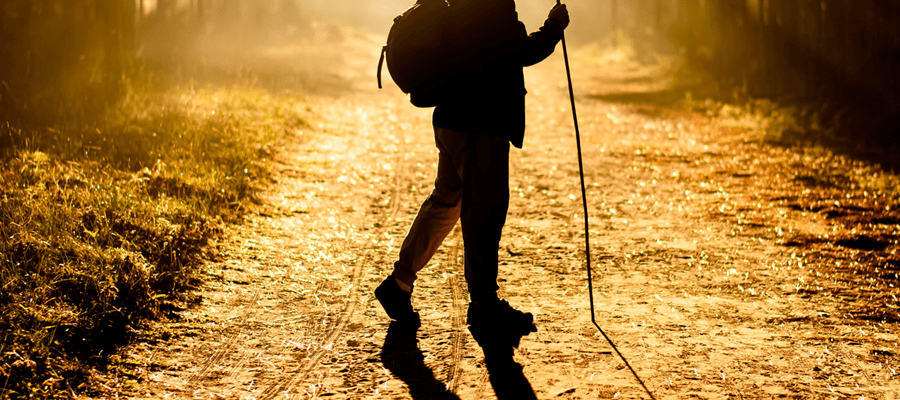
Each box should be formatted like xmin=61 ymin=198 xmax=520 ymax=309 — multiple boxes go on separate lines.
xmin=0 ymin=0 xmax=134 ymax=127
xmin=667 ymin=0 xmax=900 ymax=166
xmin=597 ymin=0 xmax=899 ymax=169
xmin=0 ymin=0 xmax=317 ymax=130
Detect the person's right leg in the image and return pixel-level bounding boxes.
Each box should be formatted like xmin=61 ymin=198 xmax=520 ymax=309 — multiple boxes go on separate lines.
xmin=376 ymin=126 xmax=467 ymax=322
xmin=391 ymin=127 xmax=467 ymax=288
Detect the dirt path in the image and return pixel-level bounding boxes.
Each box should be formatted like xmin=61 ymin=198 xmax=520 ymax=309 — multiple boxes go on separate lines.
xmin=120 ymin=31 xmax=899 ymax=399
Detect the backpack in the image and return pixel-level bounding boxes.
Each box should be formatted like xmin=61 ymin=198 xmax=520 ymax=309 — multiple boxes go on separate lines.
xmin=377 ymin=0 xmax=453 ymax=108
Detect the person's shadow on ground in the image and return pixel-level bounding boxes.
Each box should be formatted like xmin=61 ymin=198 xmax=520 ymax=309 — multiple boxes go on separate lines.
xmin=468 ymin=324 xmax=538 ymax=400
xmin=381 ymin=321 xmax=460 ymax=400
xmin=381 ymin=321 xmax=537 ymax=400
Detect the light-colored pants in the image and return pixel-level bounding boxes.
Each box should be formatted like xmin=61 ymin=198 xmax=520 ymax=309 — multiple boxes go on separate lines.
xmin=392 ymin=126 xmax=510 ymax=302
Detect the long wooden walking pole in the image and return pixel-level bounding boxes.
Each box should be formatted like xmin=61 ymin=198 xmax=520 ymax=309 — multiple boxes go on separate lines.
xmin=555 ymin=1 xmax=656 ymax=399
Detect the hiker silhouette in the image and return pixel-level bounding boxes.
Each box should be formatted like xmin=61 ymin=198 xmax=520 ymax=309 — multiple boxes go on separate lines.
xmin=376 ymin=0 xmax=569 ymax=333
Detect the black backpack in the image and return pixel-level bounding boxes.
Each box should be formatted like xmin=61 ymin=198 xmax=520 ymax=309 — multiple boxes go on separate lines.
xmin=377 ymin=0 xmax=453 ymax=108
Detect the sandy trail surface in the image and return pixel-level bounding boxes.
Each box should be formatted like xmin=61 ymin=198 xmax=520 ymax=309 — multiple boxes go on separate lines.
xmin=121 ymin=28 xmax=900 ymax=399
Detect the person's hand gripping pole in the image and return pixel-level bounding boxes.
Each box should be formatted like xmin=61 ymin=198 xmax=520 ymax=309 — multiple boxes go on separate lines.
xmin=548 ymin=1 xmax=569 ymax=28
xmin=551 ymin=1 xmax=657 ymax=399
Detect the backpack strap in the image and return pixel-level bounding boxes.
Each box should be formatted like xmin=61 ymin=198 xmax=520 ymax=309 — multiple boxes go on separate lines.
xmin=377 ymin=45 xmax=387 ymax=89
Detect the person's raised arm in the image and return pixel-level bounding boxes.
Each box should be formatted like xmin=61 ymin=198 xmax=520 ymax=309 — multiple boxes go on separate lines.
xmin=517 ymin=3 xmax=569 ymax=67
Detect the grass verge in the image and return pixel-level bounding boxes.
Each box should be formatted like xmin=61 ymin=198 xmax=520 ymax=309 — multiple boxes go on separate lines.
xmin=0 ymin=86 xmax=308 ymax=398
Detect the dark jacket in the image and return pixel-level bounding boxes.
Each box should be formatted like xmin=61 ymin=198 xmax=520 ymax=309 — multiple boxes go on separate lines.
xmin=432 ymin=0 xmax=563 ymax=148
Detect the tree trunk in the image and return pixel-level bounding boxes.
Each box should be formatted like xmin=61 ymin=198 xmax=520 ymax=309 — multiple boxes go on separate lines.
xmin=655 ymin=0 xmax=663 ymax=35
xmin=681 ymin=0 xmax=702 ymax=49
xmin=758 ymin=0 xmax=767 ymax=95
xmin=101 ymin=0 xmax=124 ymax=104
xmin=612 ymin=0 xmax=617 ymax=47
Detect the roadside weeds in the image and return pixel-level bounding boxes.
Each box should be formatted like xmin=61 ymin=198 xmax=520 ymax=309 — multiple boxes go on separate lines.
xmin=0 ymin=86 xmax=310 ymax=398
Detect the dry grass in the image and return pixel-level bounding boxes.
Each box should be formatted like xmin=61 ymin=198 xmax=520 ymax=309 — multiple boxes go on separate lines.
xmin=0 ymin=87 xmax=308 ymax=398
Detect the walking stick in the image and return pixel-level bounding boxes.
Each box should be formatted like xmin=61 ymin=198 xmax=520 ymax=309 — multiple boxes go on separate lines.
xmin=555 ymin=2 xmax=657 ymax=399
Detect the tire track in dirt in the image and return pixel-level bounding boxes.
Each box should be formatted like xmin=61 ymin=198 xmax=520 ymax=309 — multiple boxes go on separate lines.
xmin=832 ymin=342 xmax=886 ymax=400
xmin=440 ymin=227 xmax=506 ymax=399
xmin=258 ymin=130 xmax=409 ymax=399
xmin=184 ymin=292 xmax=262 ymax=386
xmin=469 ymin=279 xmax=515 ymax=399
xmin=444 ymin=228 xmax=467 ymax=394
xmin=707 ymin=356 xmax=745 ymax=399
xmin=762 ymin=329 xmax=889 ymax=399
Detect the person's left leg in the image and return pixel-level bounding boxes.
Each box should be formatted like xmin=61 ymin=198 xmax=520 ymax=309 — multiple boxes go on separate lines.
xmin=391 ymin=127 xmax=467 ymax=288
xmin=460 ymin=133 xmax=510 ymax=303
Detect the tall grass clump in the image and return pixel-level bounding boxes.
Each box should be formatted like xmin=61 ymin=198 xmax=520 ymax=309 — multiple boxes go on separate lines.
xmin=0 ymin=87 xmax=307 ymax=398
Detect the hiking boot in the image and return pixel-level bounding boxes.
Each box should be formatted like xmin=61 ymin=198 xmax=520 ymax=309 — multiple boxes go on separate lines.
xmin=375 ymin=276 xmax=419 ymax=325
xmin=466 ymin=298 xmax=537 ymax=336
